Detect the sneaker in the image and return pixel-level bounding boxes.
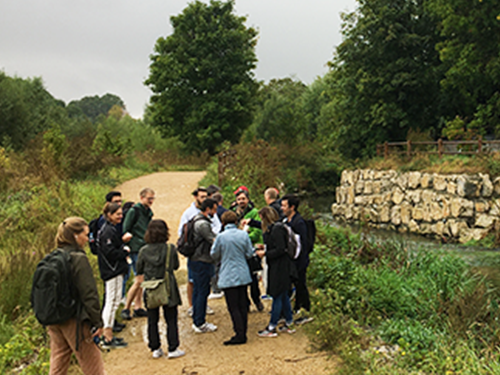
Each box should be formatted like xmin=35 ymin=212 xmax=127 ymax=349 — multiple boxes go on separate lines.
xmin=261 ymin=294 xmax=272 ymax=300
xmin=192 ymin=322 xmax=217 ymax=333
xmin=257 ymin=327 xmax=278 ymax=338
xmin=133 ymin=308 xmax=148 ymax=318
xmin=152 ymin=348 xmax=164 ymax=359
xmin=206 ymin=305 xmax=215 ymax=315
xmin=120 ymin=309 xmax=132 ymax=321
xmin=294 ymin=316 xmax=314 ymax=325
xmin=113 ymin=321 xmax=126 ymax=333
xmin=278 ymin=324 xmax=296 ymax=334
xmin=101 ymin=337 xmax=128 ymax=349
xmin=208 ymin=291 xmax=224 ymax=299
xmin=187 ymin=306 xmax=193 ymax=317
xmin=168 ymin=348 xmax=186 ymax=359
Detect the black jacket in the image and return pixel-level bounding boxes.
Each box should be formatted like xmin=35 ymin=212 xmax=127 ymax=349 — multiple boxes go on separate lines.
xmin=96 ymin=221 xmax=129 ymax=281
xmin=285 ymin=212 xmax=309 ymax=271
xmin=264 ymin=223 xmax=297 ymax=297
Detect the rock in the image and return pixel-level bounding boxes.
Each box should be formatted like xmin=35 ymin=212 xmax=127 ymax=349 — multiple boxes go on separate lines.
xmin=430 ymin=202 xmax=444 ymax=221
xmin=391 ymin=206 xmax=401 ymax=226
xmin=422 ymin=205 xmax=432 ymax=222
xmin=355 ymin=180 xmax=365 ymax=195
xmin=379 ymin=203 xmax=391 ymax=223
xmin=480 ymin=174 xmax=493 ymax=197
xmin=420 ymin=223 xmax=432 ymax=235
xmin=407 ymin=190 xmax=422 ymax=204
xmin=447 ymin=181 xmax=457 ymax=195
xmin=494 ymin=177 xmax=500 ymax=196
xmin=400 ymin=202 xmax=412 ymax=225
xmin=450 ymin=198 xmax=474 ymax=218
xmin=459 ymin=228 xmax=489 ymax=244
xmin=421 ymin=190 xmax=436 ymax=205
xmin=395 ymin=174 xmax=408 ymax=190
xmin=364 ymin=180 xmax=374 ymax=195
xmin=475 ymin=200 xmax=490 ymax=213
xmin=336 ymin=187 xmax=343 ymax=204
xmin=331 ymin=203 xmax=340 ymax=216
xmin=490 ymin=199 xmax=500 ymax=216
xmin=408 ymin=220 xmax=419 ymax=233
xmin=475 ymin=214 xmax=496 ymax=228
xmin=345 ymin=205 xmax=354 ymax=220
xmin=449 ymin=219 xmax=469 ymax=237
xmin=421 ymin=173 xmax=433 ymax=188
xmin=346 ymin=186 xmax=355 ymax=204
xmin=433 ymin=174 xmax=447 ymax=191
xmin=392 ymin=188 xmax=405 ymax=205
xmin=408 ymin=172 xmax=421 ymax=189
xmin=412 ymin=205 xmax=424 ymax=221
xmin=457 ymin=175 xmax=479 ymax=198
xmin=372 ymin=180 xmax=382 ymax=194
xmin=373 ymin=194 xmax=384 ymax=205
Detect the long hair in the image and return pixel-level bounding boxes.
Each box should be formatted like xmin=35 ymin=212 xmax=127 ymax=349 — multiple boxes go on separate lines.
xmin=144 ymin=219 xmax=169 ymax=244
xmin=258 ymin=206 xmax=279 ymax=234
xmin=55 ymin=217 xmax=88 ymax=248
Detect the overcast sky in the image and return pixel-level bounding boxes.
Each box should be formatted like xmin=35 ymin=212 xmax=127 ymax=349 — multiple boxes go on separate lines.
xmin=0 ymin=0 xmax=357 ymax=118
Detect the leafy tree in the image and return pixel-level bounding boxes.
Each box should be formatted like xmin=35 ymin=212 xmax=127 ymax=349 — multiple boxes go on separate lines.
xmin=325 ymin=0 xmax=444 ymax=158
xmin=66 ymin=94 xmax=125 ymax=123
xmin=429 ymin=0 xmax=500 ymax=137
xmin=145 ymin=0 xmax=258 ymax=154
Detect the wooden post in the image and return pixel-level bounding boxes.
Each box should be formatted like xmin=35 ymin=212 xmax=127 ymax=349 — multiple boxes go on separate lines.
xmin=407 ymin=140 xmax=412 ymax=159
xmin=384 ymin=142 xmax=389 ymax=159
xmin=478 ymin=136 xmax=483 ymax=153
xmin=376 ymin=144 xmax=380 ymax=157
xmin=438 ymin=138 xmax=443 ymax=158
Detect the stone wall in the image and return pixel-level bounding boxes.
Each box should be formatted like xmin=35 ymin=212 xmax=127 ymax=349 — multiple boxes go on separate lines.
xmin=331 ymin=169 xmax=500 ymax=243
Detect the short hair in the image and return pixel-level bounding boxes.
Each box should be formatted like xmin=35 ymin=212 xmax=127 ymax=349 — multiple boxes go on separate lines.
xmin=105 ymin=191 xmax=122 ymax=203
xmin=264 ymin=187 xmax=278 ymax=201
xmin=201 ymin=198 xmax=217 ymax=212
xmin=192 ymin=187 xmax=207 ymax=196
xmin=103 ymin=202 xmax=121 ymax=219
xmin=207 ymin=184 xmax=221 ymax=196
xmin=212 ymin=192 xmax=223 ymax=204
xmin=140 ymin=187 xmax=155 ymax=198
xmin=55 ymin=217 xmax=88 ymax=248
xmin=221 ymin=211 xmax=237 ymax=225
xmin=144 ymin=219 xmax=169 ymax=244
xmin=282 ymin=194 xmax=300 ymax=210
xmin=235 ymin=190 xmax=249 ymax=199
xmin=258 ymin=206 xmax=279 ymax=233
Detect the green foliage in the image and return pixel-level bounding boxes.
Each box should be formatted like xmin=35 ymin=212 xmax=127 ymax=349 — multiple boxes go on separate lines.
xmin=66 ymin=93 xmax=125 ymax=123
xmin=145 ymin=0 xmax=258 ymax=155
xmin=307 ymin=224 xmax=500 ymax=373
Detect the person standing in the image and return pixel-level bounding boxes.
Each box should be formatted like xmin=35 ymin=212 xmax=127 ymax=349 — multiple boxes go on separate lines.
xmin=255 ymin=207 xmax=297 ymax=337
xmin=190 ymin=198 xmax=218 ymax=333
xmin=47 ymin=217 xmax=105 ymax=375
xmin=121 ymin=187 xmax=155 ymax=320
xmin=137 ymin=220 xmax=185 ymax=359
xmin=281 ymin=194 xmax=313 ymax=325
xmin=96 ymin=202 xmax=129 ymax=349
xmin=210 ymin=211 xmax=253 ymax=345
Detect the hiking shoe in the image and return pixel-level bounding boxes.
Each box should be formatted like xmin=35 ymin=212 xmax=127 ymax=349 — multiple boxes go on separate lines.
xmin=294 ymin=316 xmax=314 ymax=325
xmin=102 ymin=337 xmax=128 ymax=349
xmin=168 ymin=348 xmax=186 ymax=359
xmin=192 ymin=322 xmax=217 ymax=333
xmin=208 ymin=291 xmax=224 ymax=299
xmin=152 ymin=348 xmax=164 ymax=359
xmin=278 ymin=324 xmax=296 ymax=334
xmin=206 ymin=305 xmax=215 ymax=315
xmin=120 ymin=309 xmax=132 ymax=321
xmin=223 ymin=336 xmax=247 ymax=345
xmin=133 ymin=308 xmax=148 ymax=317
xmin=257 ymin=327 xmax=278 ymax=337
xmin=187 ymin=306 xmax=193 ymax=317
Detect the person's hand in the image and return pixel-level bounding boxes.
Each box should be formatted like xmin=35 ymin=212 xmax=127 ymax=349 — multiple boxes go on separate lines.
xmin=255 ymin=249 xmax=265 ymax=258
xmin=240 ymin=218 xmax=250 ymax=226
xmin=122 ymin=232 xmax=133 ymax=242
xmin=102 ymin=329 xmax=113 ymax=342
xmin=255 ymin=243 xmax=265 ymax=250
xmin=123 ymin=245 xmax=131 ymax=253
xmin=92 ymin=327 xmax=103 ymax=338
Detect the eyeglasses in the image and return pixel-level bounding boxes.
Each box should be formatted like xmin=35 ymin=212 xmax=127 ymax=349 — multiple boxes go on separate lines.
xmin=147 ymin=197 xmax=155 ymax=202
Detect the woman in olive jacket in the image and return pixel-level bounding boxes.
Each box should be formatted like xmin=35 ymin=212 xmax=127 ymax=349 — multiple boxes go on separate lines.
xmin=255 ymin=207 xmax=297 ymax=337
xmin=47 ymin=217 xmax=105 ymax=375
xmin=136 ymin=219 xmax=184 ymax=359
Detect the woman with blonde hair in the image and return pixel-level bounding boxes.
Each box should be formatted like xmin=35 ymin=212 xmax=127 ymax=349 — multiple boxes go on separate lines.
xmin=47 ymin=217 xmax=105 ymax=375
xmin=255 ymin=207 xmax=297 ymax=337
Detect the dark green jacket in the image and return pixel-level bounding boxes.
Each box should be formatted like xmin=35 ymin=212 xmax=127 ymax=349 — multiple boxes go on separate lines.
xmin=137 ymin=243 xmax=182 ymax=308
xmin=122 ymin=203 xmax=153 ymax=253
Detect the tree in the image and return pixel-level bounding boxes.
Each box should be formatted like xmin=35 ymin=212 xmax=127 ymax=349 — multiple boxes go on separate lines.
xmin=325 ymin=0 xmax=444 ymax=158
xmin=145 ymin=0 xmax=258 ymax=154
xmin=66 ymin=94 xmax=125 ymax=123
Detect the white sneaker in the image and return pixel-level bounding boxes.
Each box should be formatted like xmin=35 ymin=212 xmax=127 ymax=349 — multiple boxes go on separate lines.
xmin=206 ymin=306 xmax=215 ymax=315
xmin=192 ymin=322 xmax=217 ymax=333
xmin=208 ymin=292 xmax=224 ymax=299
xmin=168 ymin=348 xmax=186 ymax=359
xmin=152 ymin=348 xmax=164 ymax=359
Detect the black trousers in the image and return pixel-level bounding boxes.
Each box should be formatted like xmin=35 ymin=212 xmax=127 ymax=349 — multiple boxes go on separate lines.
xmin=294 ymin=267 xmax=310 ymax=312
xmin=224 ymin=285 xmax=249 ymax=341
xmin=249 ymin=273 xmax=261 ymax=307
xmin=147 ymin=305 xmax=179 ymax=353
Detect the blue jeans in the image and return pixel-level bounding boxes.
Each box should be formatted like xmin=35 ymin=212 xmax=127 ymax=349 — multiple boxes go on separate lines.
xmin=269 ymin=291 xmax=293 ymax=329
xmin=190 ymin=260 xmax=214 ymax=327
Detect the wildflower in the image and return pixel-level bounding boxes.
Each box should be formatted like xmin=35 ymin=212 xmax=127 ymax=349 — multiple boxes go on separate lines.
xmin=401 ymin=351 xmax=406 ymax=356
xmin=316 ymin=330 xmax=320 ymax=335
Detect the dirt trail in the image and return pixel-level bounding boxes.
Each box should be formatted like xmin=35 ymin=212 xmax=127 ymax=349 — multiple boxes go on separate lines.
xmin=100 ymin=171 xmax=336 ymax=375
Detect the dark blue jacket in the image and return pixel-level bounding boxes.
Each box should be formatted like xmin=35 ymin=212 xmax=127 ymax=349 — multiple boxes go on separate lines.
xmin=284 ymin=212 xmax=309 ymax=271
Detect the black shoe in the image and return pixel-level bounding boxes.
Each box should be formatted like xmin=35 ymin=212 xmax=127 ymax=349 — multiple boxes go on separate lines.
xmin=120 ymin=309 xmax=132 ymax=321
xmin=113 ymin=321 xmax=126 ymax=333
xmin=223 ymin=336 xmax=247 ymax=345
xmin=133 ymin=308 xmax=148 ymax=317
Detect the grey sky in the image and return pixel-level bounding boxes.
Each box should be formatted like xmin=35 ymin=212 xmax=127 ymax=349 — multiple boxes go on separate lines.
xmin=0 ymin=0 xmax=357 ymax=118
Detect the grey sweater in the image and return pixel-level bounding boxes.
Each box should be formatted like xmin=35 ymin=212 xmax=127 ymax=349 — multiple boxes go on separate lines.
xmin=191 ymin=213 xmax=216 ymax=263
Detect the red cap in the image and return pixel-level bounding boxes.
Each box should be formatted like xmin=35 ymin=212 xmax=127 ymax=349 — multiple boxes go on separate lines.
xmin=233 ymin=185 xmax=249 ymax=195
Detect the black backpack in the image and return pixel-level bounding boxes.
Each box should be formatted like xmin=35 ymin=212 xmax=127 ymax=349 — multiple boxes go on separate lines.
xmin=31 ymin=249 xmax=79 ymax=326
xmin=177 ymin=216 xmax=203 ymax=258
xmin=88 ymin=216 xmax=101 ymax=255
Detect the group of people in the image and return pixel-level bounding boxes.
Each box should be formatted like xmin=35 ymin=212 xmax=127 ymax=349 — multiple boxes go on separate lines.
xmin=44 ymin=184 xmax=314 ymax=374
